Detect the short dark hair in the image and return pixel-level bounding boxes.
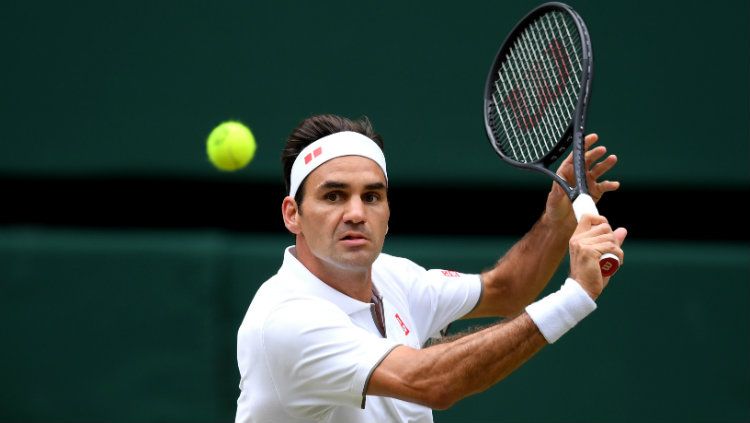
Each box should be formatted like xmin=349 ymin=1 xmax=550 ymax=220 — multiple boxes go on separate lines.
xmin=282 ymin=114 xmax=385 ymax=207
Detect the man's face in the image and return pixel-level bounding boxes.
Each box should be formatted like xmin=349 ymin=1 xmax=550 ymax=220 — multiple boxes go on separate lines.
xmin=295 ymin=155 xmax=390 ymax=272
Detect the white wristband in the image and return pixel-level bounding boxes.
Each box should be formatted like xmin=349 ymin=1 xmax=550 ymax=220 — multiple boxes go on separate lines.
xmin=525 ymin=278 xmax=597 ymax=344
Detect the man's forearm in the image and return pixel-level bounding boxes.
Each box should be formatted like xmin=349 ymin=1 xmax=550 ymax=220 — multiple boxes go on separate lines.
xmin=508 ymin=211 xmax=575 ymax=288
xmin=369 ymin=313 xmax=547 ymax=409
xmin=481 ymin=212 xmax=576 ymax=316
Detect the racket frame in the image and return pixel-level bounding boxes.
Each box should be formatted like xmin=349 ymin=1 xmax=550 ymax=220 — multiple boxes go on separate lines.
xmin=483 ymin=2 xmax=620 ymax=277
xmin=483 ymin=1 xmax=592 ymax=202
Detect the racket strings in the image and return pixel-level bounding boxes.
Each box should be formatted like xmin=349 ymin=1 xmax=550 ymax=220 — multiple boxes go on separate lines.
xmin=511 ymin=24 xmax=564 ymax=158
xmin=494 ymin=12 xmax=577 ymax=161
xmin=489 ymin=11 xmax=583 ymax=164
xmin=508 ymin=16 xmax=566 ymax=157
xmin=542 ymin=13 xmax=582 ymax=120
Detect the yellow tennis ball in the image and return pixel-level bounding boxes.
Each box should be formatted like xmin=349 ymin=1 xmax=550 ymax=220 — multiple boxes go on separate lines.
xmin=206 ymin=121 xmax=256 ymax=171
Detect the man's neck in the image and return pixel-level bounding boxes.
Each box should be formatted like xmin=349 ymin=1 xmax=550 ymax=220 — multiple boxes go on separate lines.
xmin=292 ymin=243 xmax=373 ymax=303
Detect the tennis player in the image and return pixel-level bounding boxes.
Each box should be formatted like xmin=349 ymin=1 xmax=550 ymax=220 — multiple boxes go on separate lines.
xmin=235 ymin=114 xmax=626 ymax=422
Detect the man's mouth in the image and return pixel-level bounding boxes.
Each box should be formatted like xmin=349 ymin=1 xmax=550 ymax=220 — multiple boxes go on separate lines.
xmin=341 ymin=232 xmax=367 ymax=242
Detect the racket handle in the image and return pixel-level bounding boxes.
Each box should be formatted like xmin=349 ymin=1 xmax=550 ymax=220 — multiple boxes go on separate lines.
xmin=572 ymin=194 xmax=621 ymax=277
xmin=572 ymin=193 xmax=599 ymax=221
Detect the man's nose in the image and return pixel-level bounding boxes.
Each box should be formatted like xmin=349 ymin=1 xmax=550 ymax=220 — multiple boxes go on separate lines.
xmin=343 ymin=197 xmax=366 ymax=224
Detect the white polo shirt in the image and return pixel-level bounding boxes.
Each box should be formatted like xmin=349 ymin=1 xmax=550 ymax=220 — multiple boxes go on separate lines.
xmin=235 ymin=246 xmax=482 ymax=423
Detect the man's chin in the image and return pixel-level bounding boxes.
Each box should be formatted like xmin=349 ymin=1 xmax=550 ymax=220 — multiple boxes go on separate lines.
xmin=334 ymin=248 xmax=380 ymax=269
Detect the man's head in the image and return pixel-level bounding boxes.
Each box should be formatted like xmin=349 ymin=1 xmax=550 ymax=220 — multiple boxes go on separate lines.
xmin=281 ymin=115 xmax=389 ymax=275
xmin=282 ymin=114 xmax=385 ymax=208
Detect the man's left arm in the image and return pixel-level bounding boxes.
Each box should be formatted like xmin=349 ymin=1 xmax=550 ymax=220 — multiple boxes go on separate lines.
xmin=465 ymin=133 xmax=621 ymax=319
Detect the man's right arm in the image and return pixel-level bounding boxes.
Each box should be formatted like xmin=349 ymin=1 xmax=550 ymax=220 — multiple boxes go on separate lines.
xmin=367 ymin=312 xmax=547 ymax=409
xmin=367 ymin=214 xmax=626 ymax=409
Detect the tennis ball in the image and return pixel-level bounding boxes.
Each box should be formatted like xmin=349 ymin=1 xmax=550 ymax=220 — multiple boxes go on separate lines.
xmin=206 ymin=121 xmax=256 ymax=171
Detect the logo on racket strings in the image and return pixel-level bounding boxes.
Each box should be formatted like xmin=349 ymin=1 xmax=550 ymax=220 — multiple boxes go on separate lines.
xmin=501 ymin=38 xmax=571 ymax=132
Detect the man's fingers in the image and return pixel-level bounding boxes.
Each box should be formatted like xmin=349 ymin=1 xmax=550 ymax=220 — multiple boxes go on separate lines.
xmin=585 ymin=146 xmax=608 ymax=169
xmin=595 ymin=180 xmax=621 ymax=194
xmin=584 ymin=133 xmax=599 ymax=148
xmin=589 ymin=154 xmax=617 ymax=179
xmin=581 ymin=225 xmax=627 ymax=264
xmin=558 ymin=134 xmax=602 ymax=179
xmin=563 ymin=134 xmax=599 ymax=165
xmin=574 ymin=214 xmax=608 ymax=233
xmin=614 ymin=227 xmax=628 ymax=246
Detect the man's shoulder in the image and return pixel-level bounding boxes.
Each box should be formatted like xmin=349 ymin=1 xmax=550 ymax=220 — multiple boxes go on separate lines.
xmin=251 ymin=275 xmax=341 ymax=312
xmin=372 ymin=252 xmax=427 ymax=298
xmin=243 ymin=276 xmax=348 ymax=329
xmin=375 ymin=251 xmax=423 ymax=273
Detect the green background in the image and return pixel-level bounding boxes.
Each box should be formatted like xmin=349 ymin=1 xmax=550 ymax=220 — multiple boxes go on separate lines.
xmin=1 ymin=0 xmax=747 ymax=186
xmin=1 ymin=229 xmax=748 ymax=422
xmin=1 ymin=0 xmax=748 ymax=422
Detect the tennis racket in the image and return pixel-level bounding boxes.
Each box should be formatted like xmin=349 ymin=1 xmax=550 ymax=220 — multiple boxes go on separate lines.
xmin=483 ymin=2 xmax=619 ymax=276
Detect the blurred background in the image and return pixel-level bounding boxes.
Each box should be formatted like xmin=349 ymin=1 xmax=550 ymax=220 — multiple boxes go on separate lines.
xmin=1 ymin=0 xmax=748 ymax=422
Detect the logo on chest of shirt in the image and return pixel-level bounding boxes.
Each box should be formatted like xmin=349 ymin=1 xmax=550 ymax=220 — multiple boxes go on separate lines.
xmin=440 ymin=270 xmax=461 ymax=277
xmin=394 ymin=313 xmax=410 ymax=336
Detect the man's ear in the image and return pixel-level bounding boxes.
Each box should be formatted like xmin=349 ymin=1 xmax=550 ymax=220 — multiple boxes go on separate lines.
xmin=282 ymin=196 xmax=301 ymax=234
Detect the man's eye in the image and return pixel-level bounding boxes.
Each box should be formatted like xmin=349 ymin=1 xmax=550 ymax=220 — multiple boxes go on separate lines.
xmin=325 ymin=192 xmax=340 ymax=202
xmin=364 ymin=193 xmax=380 ymax=203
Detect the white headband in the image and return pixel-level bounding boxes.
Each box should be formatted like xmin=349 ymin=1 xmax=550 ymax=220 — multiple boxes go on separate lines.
xmin=289 ymin=131 xmax=387 ymax=198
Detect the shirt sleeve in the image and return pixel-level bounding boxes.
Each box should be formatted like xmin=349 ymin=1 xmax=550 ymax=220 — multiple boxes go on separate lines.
xmin=406 ymin=266 xmax=483 ymax=346
xmin=261 ymin=297 xmax=399 ymax=419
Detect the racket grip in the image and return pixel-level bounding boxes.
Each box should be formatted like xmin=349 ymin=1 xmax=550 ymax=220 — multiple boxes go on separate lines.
xmin=572 ymin=194 xmax=621 ymax=277
xmin=572 ymin=193 xmax=599 ymax=221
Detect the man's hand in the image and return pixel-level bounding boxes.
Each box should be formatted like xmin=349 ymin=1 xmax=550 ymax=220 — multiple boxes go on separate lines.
xmin=545 ymin=134 xmax=621 ymax=225
xmin=568 ymin=214 xmax=627 ymax=299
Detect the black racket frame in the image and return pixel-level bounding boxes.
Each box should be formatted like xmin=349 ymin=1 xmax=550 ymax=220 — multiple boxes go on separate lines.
xmin=483 ymin=2 xmax=593 ymax=201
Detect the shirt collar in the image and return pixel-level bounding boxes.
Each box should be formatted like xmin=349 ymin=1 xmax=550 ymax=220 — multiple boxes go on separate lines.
xmin=279 ymin=246 xmax=373 ymax=316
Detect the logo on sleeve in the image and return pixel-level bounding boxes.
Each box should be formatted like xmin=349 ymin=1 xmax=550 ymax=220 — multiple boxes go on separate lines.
xmin=440 ymin=270 xmax=461 ymax=277
xmin=394 ymin=313 xmax=410 ymax=336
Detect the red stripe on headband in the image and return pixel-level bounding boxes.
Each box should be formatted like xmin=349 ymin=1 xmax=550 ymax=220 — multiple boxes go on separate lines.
xmin=304 ymin=147 xmax=323 ymax=165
